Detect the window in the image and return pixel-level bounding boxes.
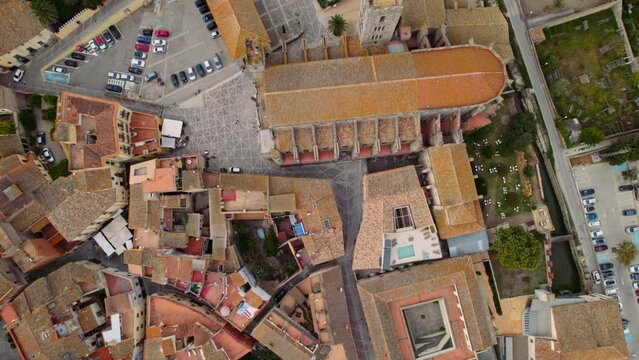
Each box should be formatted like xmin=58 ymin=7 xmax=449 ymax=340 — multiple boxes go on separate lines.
xmin=393 ymin=206 xmax=414 ymax=230
xmin=323 ymin=218 xmax=332 ymax=229
xmin=379 ymin=16 xmax=386 ymax=23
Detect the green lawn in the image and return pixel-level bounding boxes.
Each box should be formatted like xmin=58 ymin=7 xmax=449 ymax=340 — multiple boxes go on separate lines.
xmin=489 ymin=243 xmax=548 ymax=298
xmin=537 ymin=8 xmax=639 ymax=134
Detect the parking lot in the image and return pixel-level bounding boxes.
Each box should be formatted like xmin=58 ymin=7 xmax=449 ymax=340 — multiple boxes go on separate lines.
xmin=63 ymin=0 xmax=234 ymax=103
xmin=572 ymin=161 xmax=639 ymax=351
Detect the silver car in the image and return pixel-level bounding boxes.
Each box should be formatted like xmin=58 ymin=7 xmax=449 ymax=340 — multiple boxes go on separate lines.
xmin=131 ymin=59 xmax=146 ymax=68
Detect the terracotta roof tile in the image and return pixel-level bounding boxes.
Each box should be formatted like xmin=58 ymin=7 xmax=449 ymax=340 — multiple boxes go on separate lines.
xmin=208 ymin=0 xmax=270 ymax=60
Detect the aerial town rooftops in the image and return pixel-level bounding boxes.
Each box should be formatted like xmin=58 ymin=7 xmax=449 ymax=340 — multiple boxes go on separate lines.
xmin=0 ymin=0 xmax=48 ymax=55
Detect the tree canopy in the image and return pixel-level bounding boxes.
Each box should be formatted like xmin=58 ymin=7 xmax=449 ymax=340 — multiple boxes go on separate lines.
xmin=607 ymin=135 xmax=639 ymax=165
xmin=503 ymin=112 xmax=537 ymax=152
xmin=617 ymin=241 xmax=637 ymax=267
xmin=579 ymin=127 xmax=604 ymax=147
xmin=493 ymin=226 xmax=541 ymax=270
xmin=328 ymin=15 xmax=347 ymax=36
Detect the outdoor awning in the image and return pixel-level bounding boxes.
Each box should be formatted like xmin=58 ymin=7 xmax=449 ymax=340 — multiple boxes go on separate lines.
xmin=161 ymin=118 xmax=183 ymax=137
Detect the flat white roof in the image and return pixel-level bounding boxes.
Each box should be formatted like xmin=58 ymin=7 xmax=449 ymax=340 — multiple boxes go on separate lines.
xmin=161 ymin=136 xmax=176 ymax=149
xmin=94 ymin=232 xmax=116 ymax=257
xmin=161 ymin=118 xmax=183 ymax=138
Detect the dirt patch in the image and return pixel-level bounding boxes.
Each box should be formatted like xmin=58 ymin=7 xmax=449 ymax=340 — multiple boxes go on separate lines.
xmin=570 ymin=153 xmax=595 ymax=166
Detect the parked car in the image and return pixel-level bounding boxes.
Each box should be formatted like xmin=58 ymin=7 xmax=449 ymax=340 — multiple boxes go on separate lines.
xmin=586 ymin=213 xmax=598 ymax=221
xmin=52 ymin=66 xmax=65 ymax=73
xmin=144 ymin=71 xmax=159 ymax=82
xmin=211 ymin=30 xmax=221 ymax=39
xmin=102 ymin=31 xmax=114 ymax=45
xmin=630 ymin=265 xmax=639 ymax=273
xmin=584 ymin=205 xmax=596 ymax=213
xmin=213 ymin=53 xmax=222 ymax=70
xmin=108 ymin=25 xmax=122 ymax=40
xmin=206 ymin=21 xmax=218 ymax=31
xmin=12 ymin=69 xmax=24 ymax=82
xmin=633 ymin=282 xmax=639 ymax=289
xmin=199 ymin=5 xmax=210 ymax=14
xmin=107 ymin=71 xmax=117 ymax=79
xmin=605 ymin=279 xmax=617 ymax=287
xmin=625 ymin=226 xmax=639 ymax=233
xmin=95 ymin=36 xmax=107 ymax=50
xmin=70 ymin=52 xmax=86 ymax=60
xmin=36 ymin=131 xmax=46 ymax=145
xmin=152 ymin=39 xmax=166 ymax=46
xmin=134 ymin=51 xmax=147 ymax=59
xmin=105 ymin=84 xmax=123 ymax=93
xmin=623 ymin=209 xmax=637 ymax=216
xmin=135 ymin=43 xmax=150 ymax=52
xmin=154 ymin=29 xmax=170 ymax=37
xmin=632 ymin=273 xmax=639 ymax=281
xmin=195 ymin=63 xmax=206 ymax=77
xmin=229 ymin=167 xmax=242 ymax=173
xmin=87 ymin=40 xmax=99 ymax=52
xmin=179 ymin=71 xmax=188 ymax=84
xmin=273 ymin=289 xmax=286 ymax=303
xmin=635 ymin=290 xmax=639 ymax=297
xmin=136 ymin=35 xmax=152 ymax=44
xmin=203 ymin=13 xmax=213 ymax=22
xmin=42 ymin=148 xmax=55 ymax=163
xmin=204 ymin=60 xmax=213 ymax=73
xmin=171 ymin=73 xmax=179 ymax=88
xmin=582 ymin=198 xmax=597 ymax=206
xmin=592 ymin=270 xmax=602 ymax=284
xmin=131 ymin=59 xmax=146 ymax=68
xmin=591 ymin=230 xmax=603 ymax=237
xmin=64 ymin=60 xmax=78 ymax=67
xmin=592 ymin=238 xmax=606 ymax=246
xmin=129 ymin=66 xmax=143 ymax=75
xmin=606 ymin=287 xmax=618 ymax=296
xmin=588 ymin=220 xmax=601 ymax=228
xmin=594 ymin=244 xmax=608 ymax=252
xmin=195 ymin=0 xmax=206 ymax=6
xmin=619 ymin=184 xmax=634 ymax=192
xmin=580 ymin=188 xmax=595 ymax=197
xmin=602 ymin=270 xmax=615 ymax=279
xmin=141 ymin=27 xmax=154 ymax=36
xmin=152 ymin=46 xmax=166 ymax=54
xmin=600 ymin=262 xmax=614 ymax=270
xmin=187 ymin=67 xmax=196 ymax=80
xmin=119 ymin=73 xmax=135 ymax=81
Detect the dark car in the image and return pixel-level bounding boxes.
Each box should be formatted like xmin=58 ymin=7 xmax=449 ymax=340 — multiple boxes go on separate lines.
xmin=36 ymin=131 xmax=46 ymax=145
xmin=584 ymin=205 xmax=595 ymax=213
xmin=623 ymin=209 xmax=638 ymax=216
xmin=602 ymin=270 xmax=615 ymax=279
xmin=136 ymin=35 xmax=152 ymax=44
xmin=170 ymin=74 xmax=179 ymax=88
xmin=198 ymin=5 xmax=210 ymax=13
xmin=203 ymin=13 xmax=213 ymax=22
xmin=600 ymin=262 xmax=614 ymax=271
xmin=619 ymin=184 xmax=634 ymax=192
xmin=273 ymin=289 xmax=286 ymax=303
xmin=179 ymin=71 xmax=188 ymax=84
xmin=631 ymin=273 xmax=639 ymax=281
xmin=580 ymin=188 xmax=595 ymax=197
xmin=141 ymin=27 xmax=153 ymax=36
xmin=129 ymin=66 xmax=143 ymax=75
xmin=195 ymin=63 xmax=206 ymax=77
xmin=206 ymin=21 xmax=218 ymax=31
xmin=594 ymin=244 xmax=608 ymax=252
xmin=70 ymin=52 xmax=86 ymax=61
xmin=105 ymin=84 xmax=123 ymax=93
xmin=64 ymin=59 xmax=78 ymax=67
xmin=195 ymin=0 xmax=206 ymax=6
xmin=102 ymin=31 xmax=114 ymax=44
xmin=108 ymin=25 xmax=122 ymax=40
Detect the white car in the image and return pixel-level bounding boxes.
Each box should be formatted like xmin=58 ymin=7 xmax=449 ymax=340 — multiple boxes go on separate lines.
xmin=590 ymin=230 xmax=603 ymax=237
xmin=152 ymin=39 xmax=166 ymax=46
xmin=187 ymin=67 xmax=196 ymax=80
xmin=211 ymin=30 xmax=220 ymax=39
xmin=213 ymin=53 xmax=222 ymax=70
xmin=229 ymin=167 xmax=242 ymax=173
xmin=152 ymin=46 xmax=166 ymax=54
xmin=107 ymin=71 xmax=117 ymax=79
xmin=629 ymin=265 xmax=639 ymax=273
xmin=606 ymin=287 xmax=618 ymax=296
xmin=582 ymin=198 xmax=597 ymax=206
xmin=633 ymin=282 xmax=639 ymax=289
xmin=588 ymin=220 xmax=601 ymax=228
xmin=204 ymin=60 xmax=213 ymax=73
xmin=131 ymin=59 xmax=146 ymax=68
xmin=592 ymin=270 xmax=602 ymax=284
xmin=87 ymin=40 xmax=99 ymax=53
xmin=13 ymin=69 xmax=24 ymax=82
xmin=119 ymin=73 xmax=135 ymax=81
xmin=42 ymin=148 xmax=55 ymax=163
xmin=52 ymin=66 xmax=65 ymax=73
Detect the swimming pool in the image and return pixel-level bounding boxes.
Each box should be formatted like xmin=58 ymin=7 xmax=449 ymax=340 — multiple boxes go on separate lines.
xmin=397 ymin=245 xmax=415 ymax=259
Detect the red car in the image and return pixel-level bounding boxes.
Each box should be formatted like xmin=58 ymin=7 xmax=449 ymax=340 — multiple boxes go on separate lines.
xmin=154 ymin=29 xmax=170 ymax=37
xmin=636 ymin=289 xmax=639 ymax=297
xmin=135 ymin=43 xmax=150 ymax=52
xmin=594 ymin=244 xmax=608 ymax=252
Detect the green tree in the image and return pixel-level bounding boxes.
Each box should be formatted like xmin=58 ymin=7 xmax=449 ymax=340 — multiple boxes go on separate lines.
xmin=62 ymin=0 xmax=80 ymax=6
xmin=48 ymin=159 xmax=70 ymax=180
xmin=475 ymin=177 xmax=487 ymax=196
xmin=493 ymin=227 xmax=541 ymax=270
xmin=42 ymin=95 xmax=58 ymax=106
xmin=550 ymin=78 xmax=569 ymax=98
xmin=607 ymin=135 xmax=639 ymax=165
xmin=623 ymin=167 xmax=639 ymax=182
xmin=580 ymin=127 xmax=604 ymax=147
xmin=328 ymin=15 xmax=347 ymax=36
xmin=18 ymin=111 xmax=36 ymax=132
xmin=265 ymin=227 xmax=279 ymax=257
xmin=248 ymin=255 xmax=266 ymax=280
xmin=30 ymin=0 xmax=60 ymax=26
xmin=236 ymin=224 xmax=255 ymax=255
xmin=481 ymin=144 xmax=495 ymax=159
xmin=27 ymin=94 xmax=42 ymax=109
xmin=81 ymin=0 xmax=103 ymax=9
xmin=43 ymin=107 xmax=57 ymax=121
xmin=617 ymin=241 xmax=637 ymax=267
xmin=504 ymin=192 xmax=521 ymax=208
xmin=524 ymin=164 xmax=535 ymax=178
xmin=504 ymin=112 xmax=537 ymax=151
xmin=0 ymin=120 xmax=16 ymax=135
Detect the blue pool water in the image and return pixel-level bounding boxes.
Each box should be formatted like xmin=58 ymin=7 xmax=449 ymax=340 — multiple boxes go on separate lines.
xmin=612 ymin=162 xmax=628 ymax=172
xmin=397 ymin=245 xmax=415 ymax=259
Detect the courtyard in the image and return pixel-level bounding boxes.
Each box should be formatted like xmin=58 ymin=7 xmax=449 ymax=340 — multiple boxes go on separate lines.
xmin=537 ymin=8 xmax=639 ymax=135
